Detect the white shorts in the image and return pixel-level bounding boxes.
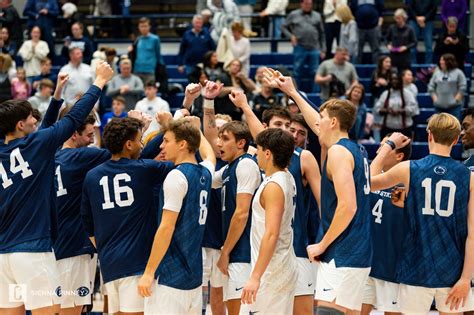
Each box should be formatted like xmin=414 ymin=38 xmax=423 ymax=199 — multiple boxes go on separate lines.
xmin=239 ymin=286 xmax=296 ymax=315
xmin=315 ymin=260 xmax=371 ymax=311
xmin=0 ymin=252 xmax=61 ymax=310
xmin=399 ymin=283 xmax=474 ymax=314
xmin=223 ymin=263 xmax=251 ymax=301
xmin=362 ymin=277 xmax=400 ymax=312
xmin=56 ymin=254 xmax=96 ymax=308
xmin=145 ymin=283 xmax=201 ymax=315
xmin=104 ymin=275 xmax=144 ymax=314
xmin=202 ymin=248 xmax=224 ymax=288
xmin=295 ymin=257 xmax=316 ymax=296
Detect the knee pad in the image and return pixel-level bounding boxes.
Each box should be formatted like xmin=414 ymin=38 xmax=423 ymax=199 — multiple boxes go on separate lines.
xmin=315 ymin=306 xmax=345 ymax=315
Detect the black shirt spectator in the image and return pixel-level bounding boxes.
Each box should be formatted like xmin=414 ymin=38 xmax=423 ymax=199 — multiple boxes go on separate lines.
xmin=0 ymin=0 xmax=22 ymax=54
xmin=61 ymin=22 xmax=94 ymax=64
xmin=434 ymin=16 xmax=469 ymax=69
xmin=386 ymin=9 xmax=416 ymax=71
xmin=251 ymin=82 xmax=280 ymax=121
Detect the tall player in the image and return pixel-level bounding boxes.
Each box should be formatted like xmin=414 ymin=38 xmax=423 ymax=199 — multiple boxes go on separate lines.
xmin=136 ymin=116 xmax=215 ymax=314
xmin=371 ymin=113 xmax=474 ymax=314
xmin=240 ymin=128 xmax=298 ymax=314
xmin=0 ymin=62 xmax=113 ymax=314
xmin=213 ymin=120 xmax=261 ymax=315
xmin=81 ymin=117 xmax=174 ymax=314
xmin=361 ymin=134 xmax=412 ymax=315
xmin=230 ymin=91 xmax=321 ymax=314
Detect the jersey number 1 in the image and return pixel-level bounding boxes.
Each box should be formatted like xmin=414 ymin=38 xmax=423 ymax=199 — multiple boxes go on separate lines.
xmin=0 ymin=148 xmax=33 ymax=189
xmin=99 ymin=174 xmax=135 ymax=210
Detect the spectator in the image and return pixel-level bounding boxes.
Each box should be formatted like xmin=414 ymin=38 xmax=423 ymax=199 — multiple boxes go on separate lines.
xmin=200 ymin=9 xmax=213 ymax=31
xmin=207 ymin=0 xmax=240 ymax=42
xmin=11 ymin=67 xmax=31 ymax=100
xmin=251 ymin=81 xmax=280 ymax=120
xmin=434 ymin=16 xmax=469 ymax=69
xmin=0 ymin=0 xmax=22 ymax=55
xmin=428 ymin=53 xmax=467 ymax=120
xmin=31 ymin=57 xmax=57 ymax=91
xmin=235 ymin=0 xmax=256 ymax=34
xmin=188 ymin=70 xmax=209 ymax=118
xmin=402 ymin=69 xmax=418 ymax=99
xmin=281 ymin=0 xmax=326 ymax=92
xmin=100 ymin=96 xmax=128 ymax=131
xmin=323 ymin=0 xmax=345 ymax=57
xmin=177 ymin=15 xmax=215 ymax=77
xmin=0 ymin=52 xmax=11 ymax=102
xmin=106 ymin=58 xmax=144 ymax=111
xmin=350 ymin=0 xmax=383 ymax=64
xmin=23 ymin=0 xmax=59 ymax=56
xmin=0 ymin=27 xmax=16 ymax=56
xmin=230 ymin=22 xmax=251 ymax=77
xmin=27 ymin=78 xmax=54 ymax=117
xmin=370 ymin=55 xmax=393 ymax=102
xmin=259 ymin=0 xmax=288 ymax=39
xmin=406 ymin=0 xmax=436 ymax=64
xmin=441 ymin=0 xmax=467 ymax=31
xmin=135 ymin=80 xmax=170 ymax=117
xmin=18 ymin=26 xmax=50 ymax=79
xmin=386 ymin=9 xmax=416 ymax=72
xmin=202 ymin=50 xmax=224 ymax=82
xmin=220 ymin=59 xmax=256 ymax=93
xmin=59 ymin=47 xmax=93 ymax=105
xmin=254 ymin=66 xmax=265 ymax=93
xmin=315 ymin=47 xmax=358 ymax=101
xmin=346 ymin=83 xmax=368 ymax=141
xmin=129 ymin=17 xmax=162 ymax=84
xmin=336 ymin=4 xmax=358 ymax=63
xmin=374 ymin=71 xmax=419 ymax=138
xmin=104 ymin=47 xmax=119 ymax=74
xmin=61 ymin=22 xmax=94 ymax=64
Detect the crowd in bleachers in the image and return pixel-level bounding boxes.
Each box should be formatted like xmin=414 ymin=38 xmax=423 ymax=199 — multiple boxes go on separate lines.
xmin=0 ymin=0 xmax=471 ymax=156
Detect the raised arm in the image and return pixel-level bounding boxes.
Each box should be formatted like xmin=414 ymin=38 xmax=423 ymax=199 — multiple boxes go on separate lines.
xmin=229 ymin=90 xmax=264 ymax=140
xmin=39 ymin=72 xmax=69 ymax=129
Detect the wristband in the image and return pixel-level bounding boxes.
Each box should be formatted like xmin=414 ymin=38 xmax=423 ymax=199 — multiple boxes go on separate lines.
xmin=385 ymin=139 xmax=396 ymax=150
xmin=203 ymin=98 xmax=215 ymax=109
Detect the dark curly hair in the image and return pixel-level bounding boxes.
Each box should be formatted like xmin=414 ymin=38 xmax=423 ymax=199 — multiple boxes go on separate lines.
xmin=0 ymin=99 xmax=33 ymax=137
xmin=256 ymin=128 xmax=294 ymax=169
xmin=103 ymin=118 xmax=144 ymax=154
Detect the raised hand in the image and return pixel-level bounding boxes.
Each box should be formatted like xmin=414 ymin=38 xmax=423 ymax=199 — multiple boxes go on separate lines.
xmin=53 ymin=72 xmax=70 ymax=99
xmin=202 ymin=80 xmax=224 ymax=100
xmin=184 ymin=115 xmax=202 ymax=130
xmin=228 ymin=89 xmax=249 ymax=109
xmin=94 ymin=61 xmax=114 ymax=87
xmin=184 ymin=83 xmax=202 ymax=102
xmin=156 ymin=111 xmax=173 ymax=126
xmin=127 ymin=110 xmax=143 ymax=121
xmin=387 ymin=132 xmax=411 ymax=150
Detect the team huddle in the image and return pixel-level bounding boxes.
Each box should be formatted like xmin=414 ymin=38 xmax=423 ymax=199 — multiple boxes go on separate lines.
xmin=0 ymin=62 xmax=473 ymax=315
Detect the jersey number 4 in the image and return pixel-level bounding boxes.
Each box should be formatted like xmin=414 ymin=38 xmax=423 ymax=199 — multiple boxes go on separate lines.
xmin=0 ymin=148 xmax=33 ymax=189
xmin=99 ymin=174 xmax=135 ymax=210
xmin=372 ymin=199 xmax=383 ymax=224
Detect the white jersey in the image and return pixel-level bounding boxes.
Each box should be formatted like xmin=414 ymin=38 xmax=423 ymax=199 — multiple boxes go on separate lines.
xmin=251 ymin=171 xmax=298 ymax=293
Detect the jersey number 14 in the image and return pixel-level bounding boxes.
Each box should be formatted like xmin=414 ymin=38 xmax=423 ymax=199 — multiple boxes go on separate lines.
xmin=0 ymin=148 xmax=33 ymax=189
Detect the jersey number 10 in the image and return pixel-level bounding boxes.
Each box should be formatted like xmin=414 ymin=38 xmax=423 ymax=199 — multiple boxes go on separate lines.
xmin=421 ymin=178 xmax=456 ymax=217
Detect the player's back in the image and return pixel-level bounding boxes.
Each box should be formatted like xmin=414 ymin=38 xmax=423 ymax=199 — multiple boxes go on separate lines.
xmin=54 ymin=147 xmax=110 ymax=260
xmin=369 ymin=189 xmax=404 ymax=282
xmin=158 ymin=162 xmax=212 ymax=290
xmin=0 ymin=131 xmax=63 ymax=251
xmin=318 ymin=138 xmax=372 ymax=267
xmin=81 ymin=158 xmax=172 ymax=283
xmin=288 ymin=147 xmax=312 ymax=258
xmin=400 ymin=154 xmax=470 ymax=287
xmin=251 ymin=170 xmax=297 ymax=292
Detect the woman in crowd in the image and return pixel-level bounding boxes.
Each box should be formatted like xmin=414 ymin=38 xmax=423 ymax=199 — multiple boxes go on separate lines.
xmin=386 ymin=9 xmax=416 ymax=72
xmin=336 ymin=4 xmax=358 ymax=63
xmin=18 ymin=26 xmax=50 ymax=79
xmin=346 ymin=83 xmax=368 ymax=141
xmin=374 ymin=71 xmax=419 ymax=139
xmin=428 ymin=53 xmax=467 ymax=120
xmin=434 ymin=16 xmax=469 ymax=69
xmin=230 ymin=21 xmax=251 ymax=76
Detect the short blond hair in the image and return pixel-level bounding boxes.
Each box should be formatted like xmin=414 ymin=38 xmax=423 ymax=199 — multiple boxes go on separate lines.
xmin=427 ymin=113 xmax=461 ymax=145
xmin=320 ymin=98 xmax=356 ymax=132
xmin=336 ymin=4 xmax=355 ymax=24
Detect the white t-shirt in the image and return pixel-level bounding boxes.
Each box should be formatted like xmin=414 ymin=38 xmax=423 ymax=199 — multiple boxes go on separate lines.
xmin=162 ymin=161 xmax=214 ymax=212
xmin=135 ymin=97 xmax=170 ymax=117
xmin=251 ymin=170 xmax=298 ymax=292
xmin=212 ymin=157 xmax=261 ymax=194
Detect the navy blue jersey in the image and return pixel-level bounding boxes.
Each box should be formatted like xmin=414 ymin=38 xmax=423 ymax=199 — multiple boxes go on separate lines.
xmin=0 ymin=86 xmax=101 ymax=252
xmin=221 ymin=154 xmax=259 ymax=263
xmin=81 ymin=158 xmax=173 ymax=283
xmin=306 ymin=188 xmax=320 ymax=245
xmin=369 ymin=189 xmax=404 ymax=282
xmin=54 ymin=147 xmax=110 ymax=260
xmin=464 ymin=155 xmax=474 ymax=172
xmin=288 ymin=147 xmax=311 ymax=258
xmin=317 ymin=138 xmax=372 ymax=267
xmin=399 ymin=155 xmax=470 ymax=287
xmin=157 ymin=163 xmax=213 ymax=290
xmin=203 ymin=158 xmax=226 ymax=249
